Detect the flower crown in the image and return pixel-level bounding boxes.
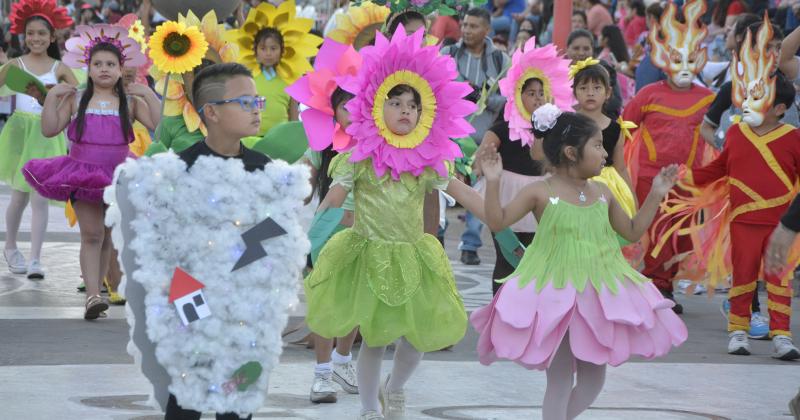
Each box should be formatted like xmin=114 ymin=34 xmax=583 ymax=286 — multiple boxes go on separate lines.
xmin=9 ymin=0 xmax=73 ymax=35
xmin=568 ymin=57 xmax=601 ymax=80
xmin=63 ymin=25 xmax=148 ymax=69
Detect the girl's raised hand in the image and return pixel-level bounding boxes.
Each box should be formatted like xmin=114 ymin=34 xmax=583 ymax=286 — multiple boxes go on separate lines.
xmin=652 ymin=164 xmax=679 ymax=196
xmin=48 ymin=82 xmax=76 ymax=99
xmin=126 ymin=82 xmax=152 ymax=98
xmin=480 ymin=149 xmax=504 ymax=182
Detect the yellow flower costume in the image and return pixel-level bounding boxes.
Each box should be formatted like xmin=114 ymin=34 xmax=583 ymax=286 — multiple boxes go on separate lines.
xmin=328 ymin=2 xmax=390 ymax=50
xmin=225 ymin=0 xmax=322 ymax=83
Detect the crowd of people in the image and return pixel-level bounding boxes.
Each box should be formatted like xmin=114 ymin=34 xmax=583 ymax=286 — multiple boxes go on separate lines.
xmin=1 ymin=0 xmax=800 ymax=419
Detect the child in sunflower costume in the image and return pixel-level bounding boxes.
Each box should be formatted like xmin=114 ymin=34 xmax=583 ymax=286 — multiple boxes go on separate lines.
xmin=226 ymin=0 xmax=322 ymax=146
xmin=302 ymin=27 xmax=485 ymax=420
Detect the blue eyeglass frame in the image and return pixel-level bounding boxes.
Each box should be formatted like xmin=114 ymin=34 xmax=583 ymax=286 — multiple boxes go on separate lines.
xmin=198 ymin=95 xmax=266 ymax=115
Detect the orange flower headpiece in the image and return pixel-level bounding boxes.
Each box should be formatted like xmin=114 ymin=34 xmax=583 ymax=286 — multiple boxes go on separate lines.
xmin=10 ymin=0 xmax=73 ymax=35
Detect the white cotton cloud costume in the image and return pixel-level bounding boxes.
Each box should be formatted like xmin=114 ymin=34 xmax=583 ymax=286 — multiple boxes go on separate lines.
xmin=105 ymin=153 xmax=310 ymax=415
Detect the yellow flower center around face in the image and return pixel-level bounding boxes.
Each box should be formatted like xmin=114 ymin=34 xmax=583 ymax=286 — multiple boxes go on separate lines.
xmin=163 ymin=32 xmax=191 ymax=57
xmin=516 ymin=68 xmax=552 ymax=121
xmin=372 ymin=70 xmax=436 ymax=149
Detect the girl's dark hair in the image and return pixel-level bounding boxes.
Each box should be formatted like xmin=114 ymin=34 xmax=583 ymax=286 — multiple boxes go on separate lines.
xmin=567 ymin=29 xmax=594 ymax=48
xmin=316 ymin=87 xmax=355 ymax=200
xmin=572 ymin=63 xmax=610 ymax=92
xmin=628 ymin=0 xmax=646 ymax=17
xmin=534 ymin=112 xmax=599 ymax=166
xmin=254 ymin=27 xmax=284 ymax=55
xmin=75 ymin=43 xmax=133 ymax=144
xmin=572 ymin=10 xmax=587 ymax=27
xmin=385 ymin=10 xmax=426 ymax=36
xmin=600 ymin=25 xmax=629 ymax=62
xmin=387 ymin=84 xmax=421 ymax=107
xmin=25 ymin=16 xmax=60 ymax=60
xmin=521 ymin=77 xmax=542 ymax=93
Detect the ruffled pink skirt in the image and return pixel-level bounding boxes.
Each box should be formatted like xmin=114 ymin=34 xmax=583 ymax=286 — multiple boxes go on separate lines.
xmin=470 ymin=277 xmax=687 ymax=369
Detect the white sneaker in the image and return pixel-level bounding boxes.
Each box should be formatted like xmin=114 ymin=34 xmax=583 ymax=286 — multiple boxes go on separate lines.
xmin=379 ymin=375 xmax=405 ymax=418
xmin=727 ymin=331 xmax=750 ymax=355
xmin=357 ymin=411 xmax=385 ymax=420
xmin=772 ymin=335 xmax=800 ymax=361
xmin=309 ymin=371 xmax=337 ymax=403
xmin=26 ymin=259 xmax=44 ymax=280
xmin=333 ymin=361 xmax=359 ymax=394
xmin=3 ymin=249 xmax=26 ymax=274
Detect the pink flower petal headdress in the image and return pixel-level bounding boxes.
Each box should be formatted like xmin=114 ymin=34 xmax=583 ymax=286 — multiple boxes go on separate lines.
xmin=63 ymin=24 xmax=148 ymax=69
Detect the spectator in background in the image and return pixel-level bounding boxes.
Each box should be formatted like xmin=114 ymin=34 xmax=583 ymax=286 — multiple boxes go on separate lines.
xmin=430 ymin=14 xmax=461 ymax=45
xmin=572 ymin=10 xmax=588 ymax=31
xmin=600 ymin=24 xmax=635 ymax=104
xmin=622 ymin=0 xmax=647 ymax=46
xmin=710 ymin=0 xmax=749 ymax=37
xmin=519 ymin=16 xmax=538 ymax=36
xmin=634 ymin=2 xmax=666 ymax=92
xmin=586 ymin=0 xmax=613 ymax=39
xmin=514 ymin=29 xmax=534 ymax=52
xmin=79 ymin=4 xmax=102 ymax=25
xmin=103 ymin=1 xmax=123 ymax=24
xmin=440 ymin=7 xmax=510 ymax=265
xmin=486 ymin=0 xmax=527 ymax=45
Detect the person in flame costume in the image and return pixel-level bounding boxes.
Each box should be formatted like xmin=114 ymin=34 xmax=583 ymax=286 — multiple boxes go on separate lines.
xmin=621 ymin=0 xmax=716 ymax=313
xmin=663 ymin=17 xmax=800 ymax=360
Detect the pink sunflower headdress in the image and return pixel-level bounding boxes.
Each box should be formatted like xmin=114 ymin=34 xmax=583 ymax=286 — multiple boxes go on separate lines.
xmin=340 ymin=26 xmax=476 ymax=179
xmin=286 ymin=38 xmax=362 ymax=152
xmin=498 ymin=37 xmax=572 ymax=146
xmin=63 ymin=24 xmax=148 ymax=69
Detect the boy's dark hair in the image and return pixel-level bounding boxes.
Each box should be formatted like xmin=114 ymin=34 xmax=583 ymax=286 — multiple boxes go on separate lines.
xmin=534 ymin=112 xmax=599 ymax=166
xmin=573 ymin=63 xmax=611 ymax=92
xmin=254 ymin=27 xmax=284 ymax=55
xmin=385 ymin=10 xmax=426 ymax=36
xmin=387 ymin=84 xmax=421 ymax=107
xmin=567 ymin=29 xmax=594 ymax=48
xmin=75 ymin=42 xmax=132 ymax=144
xmin=25 ymin=16 xmax=60 ymax=60
xmin=193 ymin=63 xmax=253 ymax=119
xmin=773 ymin=72 xmax=796 ymax=116
xmin=465 ymin=7 xmax=491 ymax=26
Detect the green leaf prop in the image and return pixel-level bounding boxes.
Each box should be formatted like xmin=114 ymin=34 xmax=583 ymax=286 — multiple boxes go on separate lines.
xmin=251 ymin=121 xmax=309 ymax=164
xmin=230 ymin=361 xmax=262 ymax=392
xmin=5 ymin=65 xmax=46 ymax=96
xmin=495 ymin=228 xmax=525 ymax=268
xmin=309 ymin=208 xmax=346 ymax=264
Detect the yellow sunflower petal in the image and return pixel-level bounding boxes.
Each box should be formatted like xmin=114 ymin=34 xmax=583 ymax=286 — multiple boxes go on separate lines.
xmin=183 ymin=102 xmax=202 ymax=133
xmin=148 ymin=21 xmax=209 ymax=74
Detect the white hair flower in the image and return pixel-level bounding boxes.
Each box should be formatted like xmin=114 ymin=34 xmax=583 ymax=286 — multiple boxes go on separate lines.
xmin=532 ymin=103 xmax=562 ymax=133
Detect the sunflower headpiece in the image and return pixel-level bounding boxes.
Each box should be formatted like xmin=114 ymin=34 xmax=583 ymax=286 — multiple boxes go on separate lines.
xmin=286 ymin=38 xmax=362 ymax=152
xmin=63 ymin=24 xmax=148 ymax=69
xmin=498 ymin=37 xmax=573 ymax=146
xmin=225 ymin=0 xmax=322 ymax=83
xmin=568 ymin=57 xmax=600 ymax=80
xmin=9 ymin=0 xmax=73 ymax=35
xmin=328 ymin=3 xmax=390 ymax=50
xmin=340 ymin=26 xmax=476 ymax=179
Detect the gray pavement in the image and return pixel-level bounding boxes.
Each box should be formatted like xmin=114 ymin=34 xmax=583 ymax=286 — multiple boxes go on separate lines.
xmin=0 ymin=185 xmax=799 ymax=419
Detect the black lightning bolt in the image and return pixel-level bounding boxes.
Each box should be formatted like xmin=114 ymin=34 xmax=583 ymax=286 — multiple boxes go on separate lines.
xmin=231 ymin=217 xmax=288 ymax=272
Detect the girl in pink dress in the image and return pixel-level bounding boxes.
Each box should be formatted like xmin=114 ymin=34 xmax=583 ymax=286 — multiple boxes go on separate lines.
xmin=22 ymin=25 xmax=159 ymax=319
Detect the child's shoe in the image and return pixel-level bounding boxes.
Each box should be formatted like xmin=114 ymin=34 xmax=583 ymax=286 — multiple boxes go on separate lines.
xmin=309 ymin=371 xmax=337 ymax=403
xmin=772 ymin=335 xmax=800 ymax=360
xmin=26 ymin=259 xmax=44 ymax=280
xmin=727 ymin=331 xmax=750 ymax=355
xmin=108 ymin=292 xmax=126 ymax=305
xmin=748 ymin=312 xmax=769 ymax=339
xmin=3 ymin=249 xmax=26 ymax=274
xmin=357 ymin=411 xmax=384 ymax=420
xmin=379 ymin=375 xmax=405 ymax=418
xmin=333 ymin=360 xmax=358 ymax=394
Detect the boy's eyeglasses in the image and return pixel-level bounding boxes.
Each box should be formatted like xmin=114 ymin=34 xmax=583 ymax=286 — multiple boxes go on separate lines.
xmin=199 ymin=95 xmax=266 ymax=114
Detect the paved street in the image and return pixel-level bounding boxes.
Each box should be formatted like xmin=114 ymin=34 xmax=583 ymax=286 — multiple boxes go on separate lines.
xmin=0 ymin=184 xmax=799 ymax=420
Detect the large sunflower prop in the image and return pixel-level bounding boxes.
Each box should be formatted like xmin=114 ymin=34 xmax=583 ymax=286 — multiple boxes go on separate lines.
xmin=498 ymin=37 xmax=572 ymax=146
xmin=148 ymin=20 xmax=208 ymax=74
xmin=152 ymin=10 xmax=240 ymax=136
xmin=286 ymin=38 xmax=362 ymax=152
xmin=340 ymin=26 xmax=475 ymax=179
xmin=328 ymin=3 xmax=390 ymax=50
xmin=225 ymin=0 xmax=322 ymax=83
xmin=63 ymin=24 xmax=148 ymax=69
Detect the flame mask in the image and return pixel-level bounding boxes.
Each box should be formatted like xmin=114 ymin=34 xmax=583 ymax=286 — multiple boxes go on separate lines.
xmin=731 ymin=16 xmax=776 ymax=127
xmin=648 ymin=0 xmax=708 ymax=89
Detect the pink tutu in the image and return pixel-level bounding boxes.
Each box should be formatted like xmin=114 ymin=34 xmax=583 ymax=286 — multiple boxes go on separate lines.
xmin=470 ymin=276 xmax=688 ymax=369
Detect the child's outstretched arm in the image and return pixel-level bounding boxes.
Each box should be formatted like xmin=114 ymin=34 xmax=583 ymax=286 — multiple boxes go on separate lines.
xmin=608 ymin=164 xmax=679 ymax=242
xmin=445 ymin=178 xmax=484 ymax=221
xmin=481 ymin=150 xmax=538 ymax=232
xmin=41 ymin=82 xmax=76 ymax=137
xmin=316 ymin=184 xmax=347 ymax=214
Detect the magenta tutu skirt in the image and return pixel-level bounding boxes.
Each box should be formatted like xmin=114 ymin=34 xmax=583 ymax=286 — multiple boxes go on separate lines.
xmin=470 ymin=277 xmax=688 ymax=369
xmin=22 ymin=142 xmax=131 ymax=203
